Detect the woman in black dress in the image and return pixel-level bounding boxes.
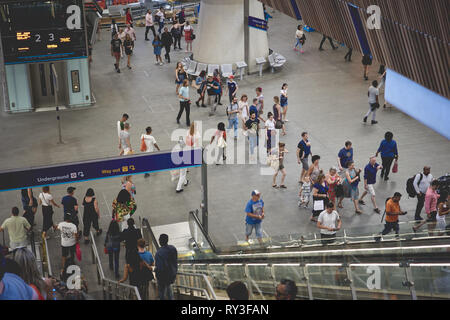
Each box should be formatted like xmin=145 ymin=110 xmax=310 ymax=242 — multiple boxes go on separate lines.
xmin=362 ymin=53 xmax=373 ymax=80
xmin=82 ymin=188 xmax=102 ymax=244
xmin=124 ymin=33 xmax=133 ymax=69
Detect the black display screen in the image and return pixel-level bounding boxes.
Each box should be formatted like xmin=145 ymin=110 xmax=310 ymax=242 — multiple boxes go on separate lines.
xmin=0 ymin=0 xmax=87 ymax=64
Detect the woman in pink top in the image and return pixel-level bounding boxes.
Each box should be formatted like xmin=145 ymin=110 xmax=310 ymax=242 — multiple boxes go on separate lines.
xmin=413 ymin=180 xmax=440 ymax=234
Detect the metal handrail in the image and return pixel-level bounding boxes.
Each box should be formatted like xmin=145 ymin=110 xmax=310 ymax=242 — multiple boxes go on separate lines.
xmin=141 ymin=217 xmax=160 ymax=252
xmin=90 ymin=231 xmax=141 ymax=300
xmin=176 ymin=271 xmax=217 ymax=300
xmin=188 ymin=210 xmax=218 ymax=253
xmin=40 ymin=234 xmax=53 ymax=277
xmin=173 ymin=285 xmax=211 ymax=300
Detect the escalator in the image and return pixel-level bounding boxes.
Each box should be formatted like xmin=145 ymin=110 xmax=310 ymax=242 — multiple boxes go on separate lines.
xmin=142 ymin=210 xmax=450 ymax=300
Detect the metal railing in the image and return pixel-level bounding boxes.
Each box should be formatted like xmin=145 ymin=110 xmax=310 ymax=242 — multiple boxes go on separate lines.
xmin=179 ymin=262 xmax=450 ymax=300
xmin=40 ymin=233 xmax=53 ymax=277
xmin=141 ymin=218 xmax=160 ymax=257
xmin=174 ymin=271 xmax=217 ymax=300
xmin=90 ymin=231 xmax=141 ymax=300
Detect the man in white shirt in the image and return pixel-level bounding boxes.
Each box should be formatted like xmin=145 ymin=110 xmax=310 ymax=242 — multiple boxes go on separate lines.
xmin=363 ymin=80 xmax=379 ymax=125
xmin=117 ymin=113 xmax=129 ymax=138
xmin=119 ymin=123 xmax=132 ymax=155
xmin=57 ymin=215 xmax=78 ymax=273
xmin=124 ymin=24 xmax=136 ymax=43
xmin=145 ymin=9 xmax=156 ymax=41
xmin=156 ymin=7 xmax=165 ymax=34
xmin=413 ymin=166 xmax=433 ymax=221
xmin=141 ymin=126 xmax=160 ymax=178
xmin=317 ymin=202 xmax=341 ymax=245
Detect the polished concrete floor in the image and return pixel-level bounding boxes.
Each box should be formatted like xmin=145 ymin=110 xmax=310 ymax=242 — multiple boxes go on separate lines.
xmin=1 ymin=9 xmax=449 ymax=256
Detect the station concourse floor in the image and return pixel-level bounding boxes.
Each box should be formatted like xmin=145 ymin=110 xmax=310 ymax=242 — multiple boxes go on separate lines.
xmin=1 ymin=9 xmax=449 ymax=254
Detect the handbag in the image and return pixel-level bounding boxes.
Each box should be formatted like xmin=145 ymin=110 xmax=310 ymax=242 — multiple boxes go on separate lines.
xmin=217 ymin=135 xmax=227 ymax=148
xmin=190 ymin=33 xmax=196 ymax=40
xmin=104 ymin=247 xmax=108 ymax=254
xmin=275 ymin=120 xmax=283 ymax=129
xmin=335 ymin=184 xmax=344 ymax=198
xmin=392 ymin=160 xmax=398 ymax=173
xmin=75 ymin=243 xmax=82 ymax=261
xmin=140 ymin=137 xmax=147 ymax=152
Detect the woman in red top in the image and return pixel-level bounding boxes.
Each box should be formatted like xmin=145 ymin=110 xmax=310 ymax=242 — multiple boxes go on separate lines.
xmin=184 ymin=21 xmax=194 ymax=53
xmin=126 ymin=8 xmax=133 ymax=27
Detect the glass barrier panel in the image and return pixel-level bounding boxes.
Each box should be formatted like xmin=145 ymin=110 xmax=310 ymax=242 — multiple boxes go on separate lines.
xmin=247 ymin=264 xmax=275 ymax=297
xmin=273 ymin=264 xmax=309 ymax=299
xmin=350 ymin=265 xmax=411 ymax=300
xmin=411 ymin=265 xmax=450 ymax=300
xmin=307 ymin=265 xmax=352 ymax=300
xmin=226 ymin=264 xmax=246 ymax=283
xmin=207 ymin=264 xmax=228 ymax=291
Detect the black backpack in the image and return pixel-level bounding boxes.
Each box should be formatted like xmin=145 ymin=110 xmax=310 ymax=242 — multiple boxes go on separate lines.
xmin=406 ymin=173 xmax=423 ymax=198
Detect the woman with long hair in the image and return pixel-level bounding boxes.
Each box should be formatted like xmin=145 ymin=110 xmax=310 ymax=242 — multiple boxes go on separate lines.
xmin=82 ymin=188 xmax=102 ymax=244
xmin=311 ymin=173 xmax=329 ymax=222
xmin=112 ymin=189 xmax=137 ymax=231
xmin=121 ymin=175 xmax=136 ymax=199
xmin=175 ymin=62 xmax=186 ymax=94
xmin=152 ymin=34 xmax=163 ymax=65
xmin=38 ymin=186 xmax=60 ymax=239
xmin=280 ymin=83 xmax=289 ymax=121
xmin=342 ymin=161 xmax=363 ymax=214
xmin=104 ymin=220 xmax=121 ymax=278
xmin=273 ymin=96 xmax=286 ymax=136
xmin=183 ymin=21 xmax=194 ymax=53
xmin=13 ymin=248 xmax=48 ymax=300
xmin=326 ymin=167 xmax=342 ymax=208
xmin=238 ymin=94 xmax=249 ymax=129
xmin=123 ymin=33 xmax=133 ymax=69
xmin=119 ymin=249 xmax=150 ymax=299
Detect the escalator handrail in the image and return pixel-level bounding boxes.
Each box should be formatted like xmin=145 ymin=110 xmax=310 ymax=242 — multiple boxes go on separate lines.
xmin=141 ymin=218 xmax=160 ymax=251
xmin=90 ymin=231 xmax=141 ymax=300
xmin=189 ymin=210 xmax=218 ymax=254
xmin=42 ymin=234 xmax=52 ymax=277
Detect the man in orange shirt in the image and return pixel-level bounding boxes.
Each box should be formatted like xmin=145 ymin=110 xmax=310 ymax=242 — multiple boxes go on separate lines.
xmin=375 ymin=192 xmax=407 ymax=242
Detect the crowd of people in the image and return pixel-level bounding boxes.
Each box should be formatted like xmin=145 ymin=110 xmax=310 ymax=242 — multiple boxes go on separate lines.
xmin=110 ymin=7 xmax=195 ymax=73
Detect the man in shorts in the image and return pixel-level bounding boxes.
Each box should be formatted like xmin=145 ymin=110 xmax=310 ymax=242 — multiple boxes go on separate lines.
xmin=359 ymin=156 xmax=383 ymax=213
xmin=57 ymin=215 xmax=78 ymax=273
xmin=297 ymin=132 xmax=311 ymax=184
xmin=245 ymin=190 xmax=265 ymax=244
xmin=111 ymin=33 xmax=122 ymax=73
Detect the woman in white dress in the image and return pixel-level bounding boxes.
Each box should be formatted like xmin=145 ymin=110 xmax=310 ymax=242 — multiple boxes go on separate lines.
xmin=238 ymin=94 xmax=249 ymax=130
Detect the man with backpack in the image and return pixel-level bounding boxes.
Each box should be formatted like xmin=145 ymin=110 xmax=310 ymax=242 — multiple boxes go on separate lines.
xmin=375 ymin=192 xmax=407 ymax=242
xmin=155 ymin=234 xmax=178 ymax=300
xmin=412 ymin=166 xmax=433 ymax=222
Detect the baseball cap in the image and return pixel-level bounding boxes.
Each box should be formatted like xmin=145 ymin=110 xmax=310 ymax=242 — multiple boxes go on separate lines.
xmin=251 ymin=190 xmax=261 ymax=196
xmin=229 ymin=75 xmax=234 ymax=79
xmin=67 ymin=186 xmax=76 ymax=193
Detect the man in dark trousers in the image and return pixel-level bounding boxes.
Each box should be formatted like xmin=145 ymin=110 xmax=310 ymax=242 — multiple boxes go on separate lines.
xmin=319 ymin=34 xmax=337 ymax=51
xmin=155 ymin=233 xmax=178 ymax=300
xmin=161 ymin=27 xmax=173 ymax=63
xmin=120 ymin=218 xmax=142 ymax=263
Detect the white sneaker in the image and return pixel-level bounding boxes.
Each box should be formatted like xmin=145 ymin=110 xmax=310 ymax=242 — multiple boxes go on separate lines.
xmin=284 ymin=119 xmax=289 ymax=122
xmin=159 ymin=62 xmax=164 ymax=65
xmin=155 ymin=62 xmax=159 ymax=65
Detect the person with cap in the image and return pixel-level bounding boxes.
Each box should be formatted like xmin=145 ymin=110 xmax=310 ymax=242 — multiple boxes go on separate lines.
xmin=225 ymin=75 xmax=238 ymax=105
xmin=245 ymin=190 xmax=265 ymax=244
xmin=61 ymin=187 xmax=79 ymax=229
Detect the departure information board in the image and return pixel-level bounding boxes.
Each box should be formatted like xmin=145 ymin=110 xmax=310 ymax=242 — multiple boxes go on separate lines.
xmin=0 ymin=0 xmax=87 ymax=64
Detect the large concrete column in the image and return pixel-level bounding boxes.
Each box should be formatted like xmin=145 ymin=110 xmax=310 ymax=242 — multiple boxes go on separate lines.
xmin=193 ymin=0 xmax=269 ymax=74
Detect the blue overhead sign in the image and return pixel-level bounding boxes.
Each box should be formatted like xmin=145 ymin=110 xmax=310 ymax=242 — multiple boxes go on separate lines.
xmin=248 ymin=16 xmax=268 ymax=31
xmin=0 ymin=148 xmax=203 ymax=192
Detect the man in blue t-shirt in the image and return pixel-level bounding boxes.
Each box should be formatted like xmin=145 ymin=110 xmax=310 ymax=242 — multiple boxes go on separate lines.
xmin=249 ymin=98 xmax=258 ymax=118
xmin=337 ymin=141 xmax=353 ymax=171
xmin=358 ymin=156 xmax=383 ymax=213
xmin=61 ymin=187 xmax=79 ymax=228
xmin=296 ymin=132 xmax=312 ymax=183
xmin=245 ymin=190 xmax=265 ymax=244
xmin=226 ymin=76 xmax=238 ymax=104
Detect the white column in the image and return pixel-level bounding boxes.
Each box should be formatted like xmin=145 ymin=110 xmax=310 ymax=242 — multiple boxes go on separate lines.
xmin=193 ymin=0 xmax=269 ymax=74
